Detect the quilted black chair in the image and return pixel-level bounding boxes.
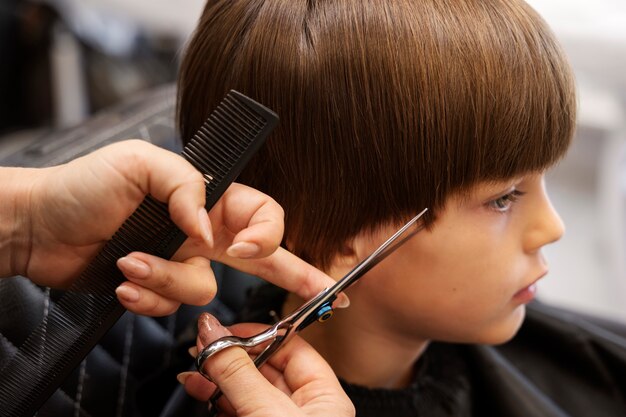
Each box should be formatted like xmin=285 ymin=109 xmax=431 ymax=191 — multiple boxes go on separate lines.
xmin=0 ymin=84 xmax=262 ymax=417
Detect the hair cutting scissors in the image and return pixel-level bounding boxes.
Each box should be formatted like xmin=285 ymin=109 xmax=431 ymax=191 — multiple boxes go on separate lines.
xmin=196 ymin=208 xmax=428 ymax=412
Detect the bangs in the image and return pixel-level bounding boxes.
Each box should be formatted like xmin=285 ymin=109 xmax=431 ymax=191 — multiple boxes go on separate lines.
xmin=450 ymin=1 xmax=577 ymax=185
xmin=372 ymin=0 xmax=577 ymax=225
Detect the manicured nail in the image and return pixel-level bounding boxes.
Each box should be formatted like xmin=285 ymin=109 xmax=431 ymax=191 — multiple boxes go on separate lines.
xmin=334 ymin=293 xmax=351 ymax=309
xmin=226 ymin=242 xmax=261 ymax=259
xmin=188 ymin=346 xmax=198 ymax=358
xmin=177 ymin=371 xmax=194 ymax=385
xmin=117 ymin=257 xmax=150 ymax=279
xmin=198 ymin=208 xmax=214 ymax=247
xmin=115 ymin=285 xmax=140 ymax=303
xmin=197 ymin=312 xmax=231 ymax=350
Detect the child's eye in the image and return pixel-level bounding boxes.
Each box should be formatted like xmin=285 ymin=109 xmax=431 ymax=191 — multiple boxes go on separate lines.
xmin=488 ymin=190 xmax=526 ymax=212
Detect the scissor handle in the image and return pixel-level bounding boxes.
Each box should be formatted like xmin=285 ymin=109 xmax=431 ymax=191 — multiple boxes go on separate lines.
xmin=196 ymin=325 xmax=279 ymax=380
xmin=199 ymin=326 xmax=290 ymax=416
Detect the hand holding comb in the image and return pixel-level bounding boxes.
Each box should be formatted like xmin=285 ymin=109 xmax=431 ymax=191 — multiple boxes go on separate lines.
xmin=0 ymin=91 xmax=278 ymax=417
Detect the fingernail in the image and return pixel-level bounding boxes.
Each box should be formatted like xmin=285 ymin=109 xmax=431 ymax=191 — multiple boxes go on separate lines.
xmin=198 ymin=208 xmax=214 ymax=247
xmin=188 ymin=346 xmax=198 ymax=357
xmin=197 ymin=312 xmax=231 ymax=350
xmin=177 ymin=371 xmax=194 ymax=385
xmin=334 ymin=293 xmax=351 ymax=309
xmin=116 ymin=285 xmax=140 ymax=303
xmin=226 ymin=242 xmax=261 ymax=259
xmin=118 ymin=257 xmax=150 ymax=279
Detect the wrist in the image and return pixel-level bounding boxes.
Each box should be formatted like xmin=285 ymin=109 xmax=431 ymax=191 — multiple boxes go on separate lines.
xmin=0 ymin=167 xmax=38 ymax=278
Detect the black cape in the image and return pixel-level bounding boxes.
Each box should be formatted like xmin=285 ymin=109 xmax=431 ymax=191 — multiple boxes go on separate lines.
xmin=240 ymin=285 xmax=626 ymax=417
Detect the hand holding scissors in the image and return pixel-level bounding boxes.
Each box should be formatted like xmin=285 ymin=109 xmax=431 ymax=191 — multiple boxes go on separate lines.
xmin=196 ymin=208 xmax=428 ymax=414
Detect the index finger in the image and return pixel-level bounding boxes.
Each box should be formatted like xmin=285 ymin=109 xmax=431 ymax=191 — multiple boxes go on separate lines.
xmin=218 ymin=246 xmax=342 ymax=302
xmin=209 ymin=182 xmax=285 ymax=259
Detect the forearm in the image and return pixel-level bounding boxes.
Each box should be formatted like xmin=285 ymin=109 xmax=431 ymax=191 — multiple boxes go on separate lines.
xmin=0 ymin=167 xmax=37 ymax=278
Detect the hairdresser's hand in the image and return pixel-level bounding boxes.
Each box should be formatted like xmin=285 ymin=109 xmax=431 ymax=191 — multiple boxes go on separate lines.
xmin=179 ymin=313 xmax=355 ymax=417
xmin=4 ymin=140 xmax=339 ymax=316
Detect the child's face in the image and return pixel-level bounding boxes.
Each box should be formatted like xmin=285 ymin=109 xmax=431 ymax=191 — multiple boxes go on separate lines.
xmin=343 ymin=172 xmax=564 ymax=344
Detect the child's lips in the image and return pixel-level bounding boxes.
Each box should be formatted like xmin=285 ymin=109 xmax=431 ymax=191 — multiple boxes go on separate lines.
xmin=513 ymin=282 xmax=537 ymax=303
xmin=513 ymin=270 xmax=548 ymax=303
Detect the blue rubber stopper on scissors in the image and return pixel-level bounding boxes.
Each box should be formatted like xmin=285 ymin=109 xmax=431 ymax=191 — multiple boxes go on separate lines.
xmin=317 ymin=303 xmax=334 ymax=322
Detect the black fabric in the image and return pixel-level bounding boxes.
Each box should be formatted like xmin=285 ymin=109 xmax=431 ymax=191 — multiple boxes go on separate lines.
xmin=468 ymin=303 xmax=626 ymax=417
xmin=339 ymin=344 xmax=472 ymax=417
xmin=240 ymin=284 xmax=626 ymax=417
xmin=0 ymin=267 xmax=260 ymax=417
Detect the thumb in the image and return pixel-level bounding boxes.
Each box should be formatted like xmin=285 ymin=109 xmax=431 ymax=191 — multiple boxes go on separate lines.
xmin=196 ymin=313 xmax=296 ymax=416
xmin=98 ymin=140 xmax=213 ymax=246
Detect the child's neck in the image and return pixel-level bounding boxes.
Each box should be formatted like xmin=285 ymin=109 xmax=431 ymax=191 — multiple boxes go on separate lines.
xmin=282 ymin=292 xmax=429 ymax=390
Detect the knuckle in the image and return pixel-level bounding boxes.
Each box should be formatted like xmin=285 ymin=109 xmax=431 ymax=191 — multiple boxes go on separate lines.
xmin=143 ymin=295 xmax=178 ymax=317
xmin=124 ymin=138 xmax=148 ymax=149
xmin=175 ymin=167 xmax=204 ymax=190
xmin=194 ymin=286 xmax=217 ymax=306
xmin=188 ymin=169 xmax=204 ymax=184
xmin=116 ymin=139 xmax=147 ymax=160
xmin=200 ymin=275 xmax=218 ymax=303
xmin=154 ymin=268 xmax=176 ymax=293
xmin=274 ymin=201 xmax=285 ymax=219
xmin=141 ymin=294 xmax=163 ymax=315
xmin=296 ymin=268 xmax=317 ymax=299
xmin=250 ymin=259 xmax=274 ymax=283
xmin=211 ymin=353 xmax=252 ymax=384
xmin=187 ymin=261 xmax=217 ymax=305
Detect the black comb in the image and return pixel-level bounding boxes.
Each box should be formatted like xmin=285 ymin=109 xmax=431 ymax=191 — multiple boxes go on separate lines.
xmin=0 ymin=91 xmax=278 ymax=416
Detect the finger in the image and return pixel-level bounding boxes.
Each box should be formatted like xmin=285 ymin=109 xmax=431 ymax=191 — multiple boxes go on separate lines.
xmin=117 ymin=252 xmax=216 ymax=306
xmin=223 ymin=324 xmax=292 ymax=393
xmin=115 ymin=282 xmax=181 ymax=316
xmin=195 ymin=322 xmax=290 ymax=394
xmin=183 ymin=313 xmax=242 ymax=413
xmin=101 ymin=140 xmax=212 ymax=245
xmin=196 ymin=312 xmax=233 ymax=350
xmin=219 ymin=246 xmax=349 ymax=307
xmin=196 ymin=314 xmax=297 ymax=414
xmin=220 ymin=324 xmax=348 ymax=407
xmin=180 ymin=372 xmax=217 ymax=401
xmin=226 ymin=322 xmax=338 ymax=393
xmin=211 ymin=183 xmax=284 ymax=259
xmin=179 ymin=372 xmax=238 ymax=416
xmin=258 ymin=335 xmax=353 ymax=413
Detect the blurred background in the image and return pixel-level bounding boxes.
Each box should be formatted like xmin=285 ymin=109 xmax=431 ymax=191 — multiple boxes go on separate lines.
xmin=0 ymin=0 xmax=624 ymax=322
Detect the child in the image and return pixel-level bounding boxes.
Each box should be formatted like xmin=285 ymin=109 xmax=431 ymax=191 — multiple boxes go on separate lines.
xmin=178 ymin=0 xmax=626 ymax=415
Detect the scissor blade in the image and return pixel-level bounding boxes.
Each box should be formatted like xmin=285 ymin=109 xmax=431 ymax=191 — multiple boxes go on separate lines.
xmin=332 ymin=208 xmax=428 ymax=294
xmin=285 ymin=208 xmax=428 ymax=333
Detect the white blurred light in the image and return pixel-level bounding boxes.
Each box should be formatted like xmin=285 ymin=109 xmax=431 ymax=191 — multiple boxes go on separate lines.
xmin=526 ymin=0 xmax=626 ymax=41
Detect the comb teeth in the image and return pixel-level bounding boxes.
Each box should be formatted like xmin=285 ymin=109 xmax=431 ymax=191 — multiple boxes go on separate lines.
xmin=184 ymin=93 xmax=275 ymax=208
xmin=0 ymin=91 xmax=278 ymax=417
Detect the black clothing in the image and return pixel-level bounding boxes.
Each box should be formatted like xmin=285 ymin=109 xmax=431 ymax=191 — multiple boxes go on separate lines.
xmin=240 ymin=284 xmax=626 ymax=417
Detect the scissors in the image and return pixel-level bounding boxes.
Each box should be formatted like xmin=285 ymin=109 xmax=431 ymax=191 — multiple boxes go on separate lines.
xmin=196 ymin=208 xmax=428 ymax=412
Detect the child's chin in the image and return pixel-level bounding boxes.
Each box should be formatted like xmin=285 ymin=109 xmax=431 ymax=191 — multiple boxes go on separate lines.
xmin=476 ymin=305 xmax=527 ymax=345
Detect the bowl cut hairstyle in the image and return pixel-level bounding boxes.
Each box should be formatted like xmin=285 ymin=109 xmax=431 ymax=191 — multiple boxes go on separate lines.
xmin=178 ymin=0 xmax=577 ymax=269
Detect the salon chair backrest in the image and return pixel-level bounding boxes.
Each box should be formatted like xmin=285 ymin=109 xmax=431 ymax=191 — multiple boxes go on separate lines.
xmin=0 ymin=84 xmax=262 ymax=417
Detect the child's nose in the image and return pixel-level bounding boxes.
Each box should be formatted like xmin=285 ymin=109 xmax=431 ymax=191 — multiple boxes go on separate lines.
xmin=523 ymin=193 xmax=565 ymax=253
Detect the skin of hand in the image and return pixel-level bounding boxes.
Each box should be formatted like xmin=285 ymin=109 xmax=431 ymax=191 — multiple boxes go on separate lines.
xmin=179 ymin=313 xmax=355 ymax=417
xmin=3 ymin=140 xmax=341 ymax=316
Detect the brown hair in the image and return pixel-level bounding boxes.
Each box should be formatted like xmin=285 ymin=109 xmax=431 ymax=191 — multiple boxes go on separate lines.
xmin=178 ymin=0 xmax=576 ymax=268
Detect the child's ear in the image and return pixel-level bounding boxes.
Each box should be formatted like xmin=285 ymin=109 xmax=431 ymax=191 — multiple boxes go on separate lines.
xmin=327 ymin=240 xmax=360 ymax=280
